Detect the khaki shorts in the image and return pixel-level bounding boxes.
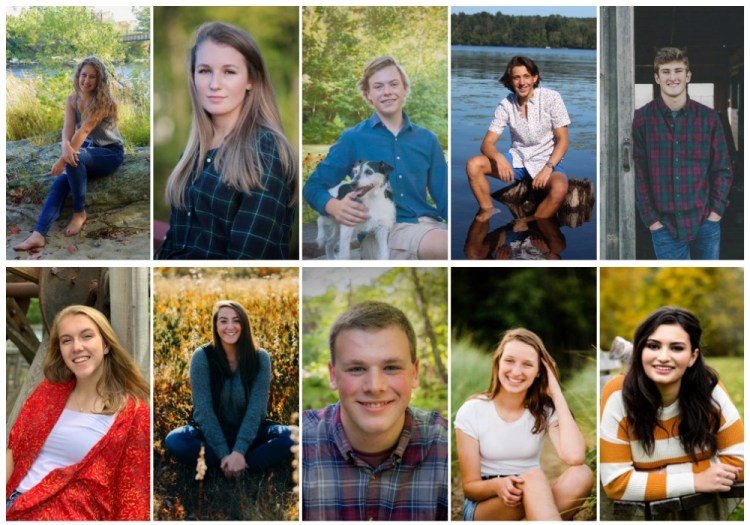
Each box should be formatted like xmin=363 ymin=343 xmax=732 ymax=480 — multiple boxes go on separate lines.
xmin=360 ymin=217 xmax=447 ymax=260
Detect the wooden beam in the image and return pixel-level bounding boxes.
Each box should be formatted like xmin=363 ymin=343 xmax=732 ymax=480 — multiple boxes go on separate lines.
xmin=6 ymin=298 xmax=40 ymax=363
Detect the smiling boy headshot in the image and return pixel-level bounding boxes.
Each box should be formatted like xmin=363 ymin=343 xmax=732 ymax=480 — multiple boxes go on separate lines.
xmin=302 ymin=301 xmax=448 ymax=520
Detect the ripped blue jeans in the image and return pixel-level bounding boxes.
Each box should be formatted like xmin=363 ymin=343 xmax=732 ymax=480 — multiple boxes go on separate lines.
xmin=35 ymin=141 xmax=124 ymax=235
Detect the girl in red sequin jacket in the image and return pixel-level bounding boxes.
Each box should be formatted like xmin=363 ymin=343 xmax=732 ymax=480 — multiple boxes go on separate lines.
xmin=6 ymin=305 xmax=150 ymax=520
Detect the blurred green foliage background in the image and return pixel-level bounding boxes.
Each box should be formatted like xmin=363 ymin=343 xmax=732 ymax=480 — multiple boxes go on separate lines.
xmin=600 ymin=267 xmax=744 ymax=357
xmin=302 ymin=267 xmax=447 ymax=416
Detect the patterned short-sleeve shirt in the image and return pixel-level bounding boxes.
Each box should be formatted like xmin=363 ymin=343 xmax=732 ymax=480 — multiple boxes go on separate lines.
xmin=489 ymin=86 xmax=571 ymax=178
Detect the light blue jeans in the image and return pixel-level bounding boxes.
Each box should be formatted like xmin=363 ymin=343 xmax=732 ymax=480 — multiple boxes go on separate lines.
xmin=650 ymin=219 xmax=721 ymax=260
xmin=35 ymin=142 xmax=124 ymax=235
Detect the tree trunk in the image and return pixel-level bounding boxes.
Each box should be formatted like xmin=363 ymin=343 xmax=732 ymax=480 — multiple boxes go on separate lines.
xmin=408 ymin=268 xmax=447 ymax=384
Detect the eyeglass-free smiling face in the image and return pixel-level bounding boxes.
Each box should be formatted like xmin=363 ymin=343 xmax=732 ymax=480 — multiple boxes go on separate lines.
xmin=329 ymin=326 xmax=419 ymax=452
xmin=641 ymin=323 xmax=698 ymax=400
xmin=59 ymin=314 xmax=108 ymax=383
xmin=654 ymin=60 xmax=692 ymax=100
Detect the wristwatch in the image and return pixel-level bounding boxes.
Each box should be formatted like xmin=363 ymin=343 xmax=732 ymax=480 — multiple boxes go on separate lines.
xmin=544 ymin=160 xmax=556 ymax=169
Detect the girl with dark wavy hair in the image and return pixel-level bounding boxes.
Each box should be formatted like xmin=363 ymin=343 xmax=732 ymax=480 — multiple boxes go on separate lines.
xmin=164 ymin=300 xmax=293 ymax=477
xmin=455 ymin=328 xmax=593 ymax=520
xmin=14 ymin=57 xmax=125 ymax=251
xmin=600 ymin=307 xmax=744 ymax=502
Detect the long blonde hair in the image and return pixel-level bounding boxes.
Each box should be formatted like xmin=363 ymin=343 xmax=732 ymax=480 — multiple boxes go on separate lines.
xmin=165 ymin=21 xmax=297 ymax=209
xmin=73 ymin=56 xmax=118 ymax=124
xmin=44 ymin=305 xmax=149 ymax=414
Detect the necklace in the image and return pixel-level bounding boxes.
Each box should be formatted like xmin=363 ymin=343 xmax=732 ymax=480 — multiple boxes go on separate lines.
xmin=73 ymin=389 xmax=99 ymax=413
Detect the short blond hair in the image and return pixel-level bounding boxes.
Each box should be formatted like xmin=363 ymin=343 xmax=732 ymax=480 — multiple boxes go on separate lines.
xmin=654 ymin=47 xmax=690 ymax=73
xmin=357 ymin=55 xmax=410 ymax=103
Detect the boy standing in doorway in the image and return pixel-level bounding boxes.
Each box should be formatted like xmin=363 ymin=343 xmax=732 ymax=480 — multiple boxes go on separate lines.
xmin=632 ymin=47 xmax=733 ymax=259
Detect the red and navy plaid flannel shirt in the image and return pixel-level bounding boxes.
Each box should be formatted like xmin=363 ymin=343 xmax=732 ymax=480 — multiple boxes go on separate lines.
xmin=632 ymin=96 xmax=732 ymax=241
xmin=302 ymin=403 xmax=448 ymax=521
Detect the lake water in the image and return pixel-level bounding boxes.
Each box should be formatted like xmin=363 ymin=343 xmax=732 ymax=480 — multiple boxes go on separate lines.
xmin=7 ymin=62 xmax=142 ymax=80
xmin=451 ymin=46 xmax=597 ymax=259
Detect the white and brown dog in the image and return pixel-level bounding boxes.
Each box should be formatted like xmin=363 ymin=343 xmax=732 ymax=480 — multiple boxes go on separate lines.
xmin=316 ymin=160 xmax=396 ymax=259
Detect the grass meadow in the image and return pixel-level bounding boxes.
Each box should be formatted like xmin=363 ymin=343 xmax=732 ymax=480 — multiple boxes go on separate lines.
xmin=6 ymin=71 xmax=150 ymax=150
xmin=450 ymin=339 xmax=598 ymax=520
xmin=152 ymin=270 xmax=299 ymax=521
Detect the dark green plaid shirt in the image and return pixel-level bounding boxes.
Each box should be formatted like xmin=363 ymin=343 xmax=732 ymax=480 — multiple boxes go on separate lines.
xmin=157 ymin=129 xmax=294 ymax=260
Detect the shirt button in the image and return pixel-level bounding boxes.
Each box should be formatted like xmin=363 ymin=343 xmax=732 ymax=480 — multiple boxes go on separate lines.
xmin=187 ymin=212 xmax=191 ymax=216
xmin=207 ymin=158 xmax=212 ymax=163
xmin=399 ymin=175 xmax=403 ymax=179
xmin=396 ymin=156 xmax=401 ymax=160
xmin=400 ymin=193 xmax=404 ymax=197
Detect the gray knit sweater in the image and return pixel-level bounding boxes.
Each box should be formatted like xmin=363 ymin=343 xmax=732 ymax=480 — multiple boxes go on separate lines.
xmin=189 ymin=345 xmax=271 ymax=459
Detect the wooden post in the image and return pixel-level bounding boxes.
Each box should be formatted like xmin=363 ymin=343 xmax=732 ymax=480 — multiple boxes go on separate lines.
xmin=109 ymin=267 xmax=150 ymax=382
xmin=601 ymin=6 xmax=636 ymax=259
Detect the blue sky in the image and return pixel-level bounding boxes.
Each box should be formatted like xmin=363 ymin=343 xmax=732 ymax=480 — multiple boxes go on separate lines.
xmin=452 ymin=6 xmax=596 ymax=18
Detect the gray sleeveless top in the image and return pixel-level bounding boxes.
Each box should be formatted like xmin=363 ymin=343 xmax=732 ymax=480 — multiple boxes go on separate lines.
xmin=74 ymin=97 xmax=124 ymax=147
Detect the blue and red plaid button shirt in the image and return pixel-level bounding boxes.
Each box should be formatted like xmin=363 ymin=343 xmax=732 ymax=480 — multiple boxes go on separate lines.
xmin=302 ymin=403 xmax=448 ymax=521
xmin=632 ymin=95 xmax=733 ymax=241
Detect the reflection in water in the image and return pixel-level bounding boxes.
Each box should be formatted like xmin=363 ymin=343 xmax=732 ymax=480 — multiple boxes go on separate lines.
xmin=464 ymin=178 xmax=595 ymax=260
xmin=464 ymin=216 xmax=566 ymax=260
xmin=492 ymin=178 xmax=595 ymax=227
xmin=452 ymin=45 xmax=597 ymax=259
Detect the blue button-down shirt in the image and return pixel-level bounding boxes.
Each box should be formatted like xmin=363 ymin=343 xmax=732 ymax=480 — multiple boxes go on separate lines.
xmin=303 ymin=113 xmax=447 ymax=223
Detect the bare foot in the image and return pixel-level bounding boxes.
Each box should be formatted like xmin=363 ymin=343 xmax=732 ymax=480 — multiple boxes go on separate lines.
xmin=13 ymin=231 xmax=46 ymax=251
xmin=475 ymin=207 xmax=502 ymax=222
xmin=65 ymin=211 xmax=87 ymax=236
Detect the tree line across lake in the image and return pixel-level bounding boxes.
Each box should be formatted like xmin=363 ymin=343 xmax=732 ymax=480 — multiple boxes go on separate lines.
xmin=452 ymin=11 xmax=596 ymax=50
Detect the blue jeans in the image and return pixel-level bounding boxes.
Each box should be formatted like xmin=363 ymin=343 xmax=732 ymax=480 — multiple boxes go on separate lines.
xmin=35 ymin=142 xmax=124 ymax=235
xmin=6 ymin=490 xmax=23 ymax=510
xmin=164 ymin=422 xmax=293 ymax=471
xmin=650 ymin=219 xmax=721 ymax=260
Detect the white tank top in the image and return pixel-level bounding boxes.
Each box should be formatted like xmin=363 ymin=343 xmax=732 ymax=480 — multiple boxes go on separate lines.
xmin=17 ymin=409 xmax=115 ymax=493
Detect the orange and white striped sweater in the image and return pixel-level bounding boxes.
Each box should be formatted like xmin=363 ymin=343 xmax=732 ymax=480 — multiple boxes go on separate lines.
xmin=600 ymin=374 xmax=744 ymax=501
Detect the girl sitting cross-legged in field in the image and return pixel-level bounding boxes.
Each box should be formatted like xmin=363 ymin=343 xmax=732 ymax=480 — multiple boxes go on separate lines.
xmin=455 ymin=328 xmax=593 ymax=521
xmin=600 ymin=307 xmax=744 ymax=502
xmin=165 ymin=300 xmax=294 ymax=477
xmin=14 ymin=57 xmax=125 ymax=251
xmin=6 ymin=305 xmax=150 ymax=520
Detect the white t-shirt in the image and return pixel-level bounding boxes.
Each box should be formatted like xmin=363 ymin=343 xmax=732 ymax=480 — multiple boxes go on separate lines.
xmin=17 ymin=409 xmax=115 ymax=493
xmin=454 ymin=397 xmax=557 ymax=476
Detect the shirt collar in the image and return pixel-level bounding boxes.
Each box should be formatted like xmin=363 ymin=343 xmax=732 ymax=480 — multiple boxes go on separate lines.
xmin=511 ymin=87 xmax=540 ymax=107
xmin=367 ymin=111 xmax=413 ymax=132
xmin=656 ymin=94 xmax=694 ymax=116
xmin=330 ymin=403 xmax=417 ymax=464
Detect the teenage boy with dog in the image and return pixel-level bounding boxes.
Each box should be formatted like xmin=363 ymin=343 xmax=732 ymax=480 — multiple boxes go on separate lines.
xmin=303 ymin=56 xmax=448 ymax=259
xmin=632 ymin=47 xmax=733 ymax=260
xmin=302 ymin=301 xmax=448 ymax=521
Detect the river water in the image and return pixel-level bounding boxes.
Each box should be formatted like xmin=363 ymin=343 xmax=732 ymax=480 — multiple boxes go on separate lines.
xmin=451 ymin=45 xmax=597 ymax=260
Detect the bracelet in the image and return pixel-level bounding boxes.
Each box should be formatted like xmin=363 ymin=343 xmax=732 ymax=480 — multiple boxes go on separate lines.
xmin=545 ymin=160 xmax=556 ymax=169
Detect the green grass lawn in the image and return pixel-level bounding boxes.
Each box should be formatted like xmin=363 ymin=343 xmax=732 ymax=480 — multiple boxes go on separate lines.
xmin=706 ymin=356 xmax=744 ymax=418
